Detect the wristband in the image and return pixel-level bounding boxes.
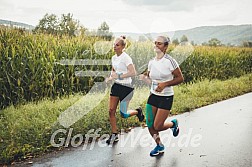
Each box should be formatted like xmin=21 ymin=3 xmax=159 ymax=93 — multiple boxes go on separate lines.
xmin=118 ymin=73 xmax=123 ymax=80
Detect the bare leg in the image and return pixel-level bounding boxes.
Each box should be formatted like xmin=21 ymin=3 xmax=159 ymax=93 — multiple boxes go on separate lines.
xmin=153 ymin=108 xmax=174 ymax=131
xmin=127 ymin=100 xmax=138 ymax=116
xmin=109 ymin=96 xmax=119 ymax=133
xmin=148 ymin=105 xmax=160 ymax=144
xmin=148 ymin=107 xmax=173 ymax=144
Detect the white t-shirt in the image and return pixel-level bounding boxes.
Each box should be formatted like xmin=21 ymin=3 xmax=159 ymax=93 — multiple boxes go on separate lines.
xmin=148 ymin=54 xmax=179 ymax=96
xmin=111 ymin=52 xmax=133 ymax=84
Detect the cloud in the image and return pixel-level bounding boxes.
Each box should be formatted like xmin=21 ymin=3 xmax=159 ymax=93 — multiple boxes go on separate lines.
xmin=120 ymin=0 xmax=198 ymax=12
xmin=0 ymin=0 xmax=13 ymax=12
xmin=1 ymin=0 xmax=251 ymax=33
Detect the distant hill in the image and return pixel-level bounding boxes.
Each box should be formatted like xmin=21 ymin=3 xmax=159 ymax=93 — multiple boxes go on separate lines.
xmin=0 ymin=19 xmax=251 ymax=45
xmin=172 ymin=25 xmax=252 ymax=45
xmin=114 ymin=24 xmax=252 ymax=46
xmin=0 ymin=19 xmax=34 ymax=30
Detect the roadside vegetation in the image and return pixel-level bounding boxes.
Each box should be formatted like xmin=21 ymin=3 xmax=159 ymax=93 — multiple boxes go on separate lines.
xmin=1 ymin=74 xmax=251 ymax=164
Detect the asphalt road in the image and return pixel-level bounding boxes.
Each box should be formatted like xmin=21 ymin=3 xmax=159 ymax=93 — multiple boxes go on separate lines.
xmin=14 ymin=93 xmax=252 ymax=167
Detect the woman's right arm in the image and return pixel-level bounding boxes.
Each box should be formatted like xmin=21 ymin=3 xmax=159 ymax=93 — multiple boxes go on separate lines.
xmin=105 ymin=67 xmax=115 ymax=83
xmin=139 ymin=71 xmax=152 ymax=85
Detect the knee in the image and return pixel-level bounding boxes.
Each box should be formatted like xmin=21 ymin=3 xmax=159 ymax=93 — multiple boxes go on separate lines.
xmin=153 ymin=123 xmax=163 ymax=131
xmin=109 ymin=108 xmax=116 ymax=117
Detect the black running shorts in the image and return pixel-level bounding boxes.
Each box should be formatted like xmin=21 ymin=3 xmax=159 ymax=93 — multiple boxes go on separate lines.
xmin=110 ymin=83 xmax=134 ymax=101
xmin=147 ymin=93 xmax=174 ymax=110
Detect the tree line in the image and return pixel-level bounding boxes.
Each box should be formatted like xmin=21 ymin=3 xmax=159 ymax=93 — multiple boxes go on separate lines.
xmin=33 ymin=13 xmax=112 ymax=40
xmin=7 ymin=12 xmax=251 ymax=47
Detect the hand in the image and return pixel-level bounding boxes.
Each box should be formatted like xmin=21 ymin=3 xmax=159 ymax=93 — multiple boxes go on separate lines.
xmin=105 ymin=76 xmax=113 ymax=83
xmin=110 ymin=71 xmax=118 ymax=79
xmin=139 ymin=74 xmax=146 ymax=80
xmin=139 ymin=74 xmax=151 ymax=85
xmin=155 ymin=82 xmax=165 ymax=92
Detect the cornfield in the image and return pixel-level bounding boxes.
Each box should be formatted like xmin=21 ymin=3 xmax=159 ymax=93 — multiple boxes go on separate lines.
xmin=1 ymin=28 xmax=252 ymax=109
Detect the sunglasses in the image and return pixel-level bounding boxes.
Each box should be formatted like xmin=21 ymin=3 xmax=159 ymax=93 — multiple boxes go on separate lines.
xmin=154 ymin=41 xmax=164 ymax=45
xmin=154 ymin=41 xmax=168 ymax=45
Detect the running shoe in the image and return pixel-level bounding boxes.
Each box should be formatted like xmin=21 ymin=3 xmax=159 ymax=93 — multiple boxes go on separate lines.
xmin=150 ymin=144 xmax=165 ymax=156
xmin=106 ymin=133 xmax=119 ymax=144
xmin=136 ymin=107 xmax=145 ymax=122
xmin=171 ymin=119 xmax=179 ymax=137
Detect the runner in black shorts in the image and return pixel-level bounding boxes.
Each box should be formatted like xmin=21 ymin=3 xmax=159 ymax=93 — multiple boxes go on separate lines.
xmin=139 ymin=36 xmax=184 ymax=156
xmin=105 ymin=36 xmax=144 ymax=144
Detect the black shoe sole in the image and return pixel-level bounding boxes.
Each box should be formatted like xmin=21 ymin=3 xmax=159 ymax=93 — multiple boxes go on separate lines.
xmin=136 ymin=107 xmax=145 ymax=122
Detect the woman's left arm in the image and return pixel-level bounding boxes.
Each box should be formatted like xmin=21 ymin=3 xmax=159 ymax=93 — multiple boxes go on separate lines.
xmin=119 ymin=64 xmax=137 ymax=79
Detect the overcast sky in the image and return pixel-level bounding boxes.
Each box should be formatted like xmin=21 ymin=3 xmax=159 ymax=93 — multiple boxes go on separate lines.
xmin=0 ymin=0 xmax=251 ymax=33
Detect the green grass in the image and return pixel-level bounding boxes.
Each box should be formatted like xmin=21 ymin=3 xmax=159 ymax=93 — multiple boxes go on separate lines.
xmin=0 ymin=73 xmax=252 ymax=164
xmin=173 ymin=74 xmax=252 ymax=113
